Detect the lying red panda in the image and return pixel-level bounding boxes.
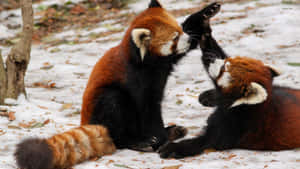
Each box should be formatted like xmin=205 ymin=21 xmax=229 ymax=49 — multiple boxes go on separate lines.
xmin=15 ymin=0 xmax=195 ymax=168
xmin=159 ymin=2 xmax=300 ymax=159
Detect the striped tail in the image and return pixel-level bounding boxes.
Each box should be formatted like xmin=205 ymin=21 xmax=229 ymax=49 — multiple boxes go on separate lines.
xmin=15 ymin=125 xmax=116 ymax=169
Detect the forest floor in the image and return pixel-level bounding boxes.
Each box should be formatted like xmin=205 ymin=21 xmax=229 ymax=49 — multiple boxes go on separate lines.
xmin=0 ymin=0 xmax=300 ymax=168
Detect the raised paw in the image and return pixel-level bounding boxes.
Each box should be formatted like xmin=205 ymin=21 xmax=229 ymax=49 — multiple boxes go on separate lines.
xmin=182 ymin=2 xmax=221 ymax=39
xmin=166 ymin=125 xmax=188 ymax=141
xmin=201 ymin=2 xmax=221 ymax=19
xmin=158 ymin=142 xmax=186 ymax=159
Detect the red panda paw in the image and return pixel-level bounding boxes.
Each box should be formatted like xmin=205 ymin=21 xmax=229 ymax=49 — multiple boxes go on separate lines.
xmin=128 ymin=136 xmax=160 ymax=152
xmin=166 ymin=125 xmax=188 ymax=141
xmin=158 ymin=142 xmax=186 ymax=159
xmin=202 ymin=2 xmax=221 ymax=20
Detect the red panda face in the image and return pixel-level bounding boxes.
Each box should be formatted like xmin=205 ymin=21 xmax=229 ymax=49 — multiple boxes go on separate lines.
xmin=207 ymin=57 xmax=281 ymax=107
xmin=128 ymin=0 xmax=192 ymax=61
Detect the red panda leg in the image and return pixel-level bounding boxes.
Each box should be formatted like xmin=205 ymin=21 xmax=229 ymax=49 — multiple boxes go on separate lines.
xmin=89 ymin=87 xmax=167 ymax=151
xmin=89 ymin=88 xmax=141 ymax=148
xmin=89 ymin=87 xmax=187 ymax=151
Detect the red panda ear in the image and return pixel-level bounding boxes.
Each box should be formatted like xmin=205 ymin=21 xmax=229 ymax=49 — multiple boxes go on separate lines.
xmin=149 ymin=0 xmax=162 ymax=8
xmin=131 ymin=28 xmax=151 ymax=61
xmin=265 ymin=64 xmax=281 ymax=77
xmin=231 ymin=82 xmax=268 ymax=108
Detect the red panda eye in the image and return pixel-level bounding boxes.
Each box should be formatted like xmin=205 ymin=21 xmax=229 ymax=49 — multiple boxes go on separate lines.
xmin=217 ymin=65 xmax=226 ymax=78
xmin=172 ymin=32 xmax=179 ymax=40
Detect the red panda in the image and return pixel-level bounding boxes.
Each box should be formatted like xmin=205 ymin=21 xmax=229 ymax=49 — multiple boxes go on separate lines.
xmin=80 ymin=0 xmax=192 ymax=151
xmin=159 ymin=3 xmax=300 ymax=159
xmin=15 ymin=0 xmax=192 ymax=168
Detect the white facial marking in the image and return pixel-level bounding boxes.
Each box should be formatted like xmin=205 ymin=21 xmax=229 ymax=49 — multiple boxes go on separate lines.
xmin=160 ymin=40 xmax=174 ymax=56
xmin=131 ymin=28 xmax=151 ymax=61
xmin=231 ymin=82 xmax=268 ymax=108
xmin=177 ymin=32 xmax=191 ymax=54
xmin=217 ymin=72 xmax=232 ymax=88
xmin=208 ymin=59 xmax=225 ymax=78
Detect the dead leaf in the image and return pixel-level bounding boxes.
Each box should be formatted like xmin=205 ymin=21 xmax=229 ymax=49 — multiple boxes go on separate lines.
xmin=8 ymin=125 xmax=21 ymax=129
xmin=162 ymin=165 xmax=182 ymax=169
xmin=43 ymin=119 xmax=50 ymax=125
xmin=60 ymin=103 xmax=73 ymax=111
xmin=38 ymin=105 xmax=48 ymax=109
xmin=176 ymin=99 xmax=183 ymax=105
xmin=8 ymin=112 xmax=16 ymax=121
xmin=29 ymin=122 xmax=45 ymax=129
xmin=224 ymin=154 xmax=237 ymax=160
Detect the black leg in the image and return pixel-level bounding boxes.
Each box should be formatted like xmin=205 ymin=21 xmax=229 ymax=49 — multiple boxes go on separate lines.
xmin=159 ymin=136 xmax=209 ymax=159
xmin=90 ymin=88 xmax=144 ymax=149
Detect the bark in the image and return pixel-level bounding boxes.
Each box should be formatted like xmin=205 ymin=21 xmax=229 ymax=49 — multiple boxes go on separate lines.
xmin=0 ymin=50 xmax=7 ymax=104
xmin=0 ymin=0 xmax=33 ymax=104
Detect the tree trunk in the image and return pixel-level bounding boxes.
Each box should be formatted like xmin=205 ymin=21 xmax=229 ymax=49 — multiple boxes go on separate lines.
xmin=0 ymin=50 xmax=7 ymax=104
xmin=0 ymin=0 xmax=33 ymax=105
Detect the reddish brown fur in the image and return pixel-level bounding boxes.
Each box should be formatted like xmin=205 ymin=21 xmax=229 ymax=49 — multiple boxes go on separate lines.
xmin=221 ymin=57 xmax=273 ymax=96
xmin=225 ymin=57 xmax=300 ymax=150
xmin=47 ymin=125 xmax=116 ymax=169
xmin=81 ymin=46 xmax=127 ymax=125
xmin=238 ymin=89 xmax=300 ymax=150
xmin=81 ymin=6 xmax=183 ymax=125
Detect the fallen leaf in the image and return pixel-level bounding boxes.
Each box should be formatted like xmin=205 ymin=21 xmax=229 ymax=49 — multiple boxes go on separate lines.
xmin=29 ymin=122 xmax=45 ymax=129
xmin=43 ymin=119 xmax=50 ymax=125
xmin=176 ymin=99 xmax=183 ymax=105
xmin=113 ymin=164 xmax=132 ymax=168
xmin=60 ymin=103 xmax=73 ymax=111
xmin=162 ymin=165 xmax=182 ymax=169
xmin=8 ymin=112 xmax=16 ymax=121
xmin=225 ymin=154 xmax=237 ymax=160
xmin=8 ymin=125 xmax=21 ymax=129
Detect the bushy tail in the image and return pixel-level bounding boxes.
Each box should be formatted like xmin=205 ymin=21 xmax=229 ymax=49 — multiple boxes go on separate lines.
xmin=15 ymin=125 xmax=116 ymax=169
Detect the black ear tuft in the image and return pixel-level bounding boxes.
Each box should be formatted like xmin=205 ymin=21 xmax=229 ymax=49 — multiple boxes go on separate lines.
xmin=149 ymin=0 xmax=162 ymax=8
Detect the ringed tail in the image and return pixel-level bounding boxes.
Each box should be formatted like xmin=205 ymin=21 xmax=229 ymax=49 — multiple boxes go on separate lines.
xmin=15 ymin=125 xmax=116 ymax=169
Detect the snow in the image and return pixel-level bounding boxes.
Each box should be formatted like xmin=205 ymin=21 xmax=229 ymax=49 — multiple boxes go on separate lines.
xmin=1 ymin=0 xmax=300 ymax=169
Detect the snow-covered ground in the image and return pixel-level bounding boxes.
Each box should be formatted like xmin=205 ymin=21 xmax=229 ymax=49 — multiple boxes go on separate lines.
xmin=1 ymin=0 xmax=300 ymax=168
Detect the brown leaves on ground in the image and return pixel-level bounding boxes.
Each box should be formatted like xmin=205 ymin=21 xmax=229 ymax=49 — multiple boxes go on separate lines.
xmin=0 ymin=111 xmax=16 ymax=121
xmin=19 ymin=119 xmax=50 ymax=129
xmin=32 ymin=1 xmax=134 ymax=43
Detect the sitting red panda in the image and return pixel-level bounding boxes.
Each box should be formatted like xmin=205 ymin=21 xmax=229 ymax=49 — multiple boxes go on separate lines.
xmin=80 ymin=0 xmax=194 ymax=151
xmin=15 ymin=0 xmax=195 ymax=168
xmin=159 ymin=3 xmax=300 ymax=159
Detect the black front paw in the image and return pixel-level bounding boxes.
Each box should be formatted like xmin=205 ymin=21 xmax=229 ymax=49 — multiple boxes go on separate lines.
xmin=158 ymin=142 xmax=186 ymax=159
xmin=166 ymin=125 xmax=188 ymax=141
xmin=182 ymin=2 xmax=221 ymax=39
xmin=128 ymin=136 xmax=161 ymax=152
xmin=201 ymin=2 xmax=221 ymax=20
xmin=199 ymin=89 xmax=217 ymax=107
